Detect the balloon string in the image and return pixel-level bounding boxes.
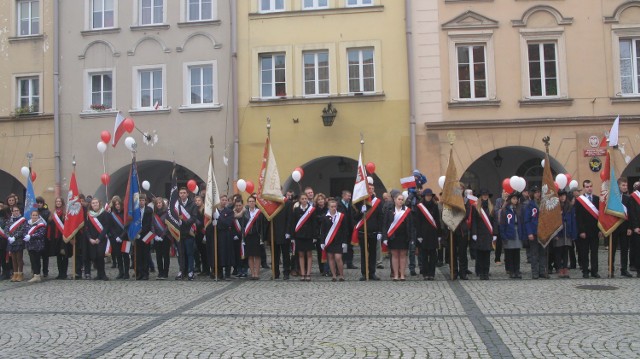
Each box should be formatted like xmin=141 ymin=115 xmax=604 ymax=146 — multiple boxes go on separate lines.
xmin=102 ymin=152 xmax=109 ymax=200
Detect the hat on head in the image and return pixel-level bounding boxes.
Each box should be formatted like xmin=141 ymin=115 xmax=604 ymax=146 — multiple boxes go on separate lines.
xmin=479 ymin=188 xmax=490 ymax=195
xmin=422 ymin=188 xmax=434 ymax=196
xmin=506 ymin=192 xmax=521 ymax=201
xmin=529 ymin=185 xmax=540 ymax=193
xmin=367 ymin=176 xmax=374 ymax=185
xmin=558 ymin=189 xmax=567 ymax=196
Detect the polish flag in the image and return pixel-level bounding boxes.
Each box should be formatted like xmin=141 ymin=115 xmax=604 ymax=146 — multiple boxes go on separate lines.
xmin=154 ymin=101 xmax=160 ymax=110
xmin=121 ymin=240 xmax=131 ymax=254
xmin=113 ymin=112 xmax=129 ymax=147
xmin=400 ymin=176 xmax=416 ymax=189
xmin=105 ymin=240 xmax=112 ymax=256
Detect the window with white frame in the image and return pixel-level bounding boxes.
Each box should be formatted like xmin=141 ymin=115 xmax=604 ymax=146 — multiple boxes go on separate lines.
xmin=346 ymin=0 xmax=372 ymax=7
xmin=188 ymin=0 xmax=213 ymax=21
xmin=17 ymin=77 xmax=39 ymax=112
xmin=140 ymin=0 xmax=163 ymax=25
xmin=456 ymin=44 xmax=487 ymax=99
xmin=620 ymin=39 xmax=640 ymax=95
xmin=527 ymin=42 xmax=558 ymax=97
xmin=188 ymin=64 xmax=215 ymax=105
xmin=259 ymin=0 xmax=284 ymax=13
xmin=92 ymin=0 xmax=114 ymax=29
xmin=303 ymin=0 xmax=328 ymax=10
xmin=137 ymin=67 xmax=164 ymax=109
xmin=89 ymin=72 xmax=113 ymax=110
xmin=17 ymin=0 xmax=39 ymax=36
xmin=260 ymin=53 xmax=286 ymax=98
xmin=303 ymin=51 xmax=329 ymax=96
xmin=347 ymin=48 xmax=375 ymax=93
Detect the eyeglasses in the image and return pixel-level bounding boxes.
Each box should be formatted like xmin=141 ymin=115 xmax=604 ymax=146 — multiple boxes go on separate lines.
xmin=12 ymin=209 xmax=20 ymax=213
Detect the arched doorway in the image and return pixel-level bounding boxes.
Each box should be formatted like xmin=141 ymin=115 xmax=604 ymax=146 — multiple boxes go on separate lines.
xmin=461 ymin=146 xmax=566 ymax=197
xmin=93 ymin=160 xmax=207 ymax=202
xmin=282 ymin=156 xmax=386 ymax=198
xmin=0 ymin=170 xmax=26 ymax=204
xmin=621 ymin=155 xmax=640 ymax=187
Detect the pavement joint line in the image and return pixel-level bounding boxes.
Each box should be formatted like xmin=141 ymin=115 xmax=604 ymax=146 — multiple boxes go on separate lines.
xmin=440 ymin=267 xmax=514 ymax=359
xmin=76 ymin=280 xmax=243 ymax=359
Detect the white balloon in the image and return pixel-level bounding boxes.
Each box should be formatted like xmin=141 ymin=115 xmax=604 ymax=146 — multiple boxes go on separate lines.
xmin=402 ymin=191 xmax=409 ymax=199
xmin=569 ymin=180 xmax=579 ymax=190
xmin=142 ymin=180 xmax=150 ymax=191
xmin=237 ymin=179 xmax=247 ymax=192
xmin=438 ymin=176 xmax=446 ymax=189
xmin=540 ymin=159 xmax=545 ymax=167
xmin=517 ymin=177 xmax=527 ymax=192
xmin=21 ymin=166 xmax=30 ymax=178
xmin=292 ymin=170 xmax=301 ymax=183
xmin=193 ymin=185 xmax=199 ymax=194
xmin=124 ymin=136 xmax=136 ymax=151
xmin=97 ymin=141 xmax=107 ymax=153
xmin=555 ymin=174 xmax=568 ymax=189
xmin=510 ymin=176 xmax=526 ymax=192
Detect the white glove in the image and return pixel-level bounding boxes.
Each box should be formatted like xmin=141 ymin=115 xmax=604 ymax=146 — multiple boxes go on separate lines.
xmin=342 ymin=243 xmax=347 ymax=253
xmin=472 ymin=235 xmax=478 ymax=241
xmin=313 ymin=238 xmax=317 ymax=244
xmin=156 ymin=236 xmax=163 ymax=242
xmin=8 ymin=236 xmax=15 ymax=244
xmin=203 ymin=236 xmax=207 ymax=244
xmin=23 ymin=235 xmax=31 ymax=242
xmin=285 ymin=234 xmax=291 ymax=240
xmin=320 ymin=243 xmax=325 ymax=250
xmin=213 ymin=210 xmax=220 ymax=220
xmin=492 ymin=236 xmax=497 ymax=241
xmin=233 ymin=235 xmax=239 ymax=241
xmin=361 ymin=205 xmax=367 ymax=213
xmin=383 ymin=240 xmax=388 ymax=247
xmin=376 ymin=233 xmax=382 ymax=241
xmin=417 ymin=237 xmax=423 ymax=243
xmin=116 ymin=237 xmax=122 ymax=243
xmin=438 ymin=237 xmax=442 ymax=242
xmin=212 ymin=220 xmax=217 ymax=227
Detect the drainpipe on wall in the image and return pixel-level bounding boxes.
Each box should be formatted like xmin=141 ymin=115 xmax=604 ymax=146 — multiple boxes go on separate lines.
xmin=231 ymin=0 xmax=239 ymax=182
xmin=53 ymin=0 xmax=61 ymax=197
xmin=405 ymin=0 xmax=417 ymax=171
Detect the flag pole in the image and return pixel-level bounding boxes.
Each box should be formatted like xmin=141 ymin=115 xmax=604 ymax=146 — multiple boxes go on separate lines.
xmin=361 ymin=134 xmax=369 ymax=281
xmin=448 ymin=141 xmax=455 ymax=281
xmin=72 ymin=156 xmax=77 ymax=281
xmin=267 ymin=118 xmax=276 ymax=280
xmin=212 ymin=136 xmax=219 ymax=282
xmin=609 ymin=234 xmax=613 ymax=278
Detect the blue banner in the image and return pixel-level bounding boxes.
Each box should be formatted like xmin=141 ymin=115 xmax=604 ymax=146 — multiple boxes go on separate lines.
xmin=127 ymin=160 xmax=142 ymax=240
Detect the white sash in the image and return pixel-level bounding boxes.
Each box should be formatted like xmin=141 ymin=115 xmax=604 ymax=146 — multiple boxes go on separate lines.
xmin=295 ymin=205 xmax=316 ymax=233
xmin=387 ymin=208 xmax=410 ymax=238
xmin=324 ymin=212 xmax=344 ymax=248
xmin=479 ymin=207 xmax=493 ymax=234
xmin=417 ymin=203 xmax=437 ymax=229
xmin=142 ymin=232 xmax=156 ymax=245
xmin=89 ymin=215 xmax=104 ymax=233
xmin=9 ymin=217 xmax=26 ymax=234
xmin=244 ymin=208 xmax=260 ymax=236
xmin=53 ymin=211 xmax=65 ymax=232
xmin=576 ymin=195 xmax=599 ymax=219
xmin=27 ymin=223 xmax=47 ymax=236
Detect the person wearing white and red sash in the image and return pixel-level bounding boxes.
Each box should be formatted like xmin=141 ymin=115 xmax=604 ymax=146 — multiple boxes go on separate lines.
xmin=35 ymin=196 xmax=52 ymax=278
xmin=383 ymin=193 xmax=415 ymax=281
xmin=135 ymin=194 xmax=154 ymax=281
xmin=289 ymin=195 xmax=317 ymax=281
xmin=177 ymin=187 xmax=199 ymax=281
xmin=193 ymin=195 xmax=209 ymax=277
xmin=48 ymin=197 xmax=72 ymax=280
xmin=6 ymin=205 xmax=28 ymax=282
xmin=337 ymin=190 xmax=357 ymax=270
xmin=108 ymin=196 xmax=130 ymax=280
xmin=25 ymin=211 xmax=47 ymax=283
xmin=499 ymin=193 xmax=524 ymax=279
xmin=629 ymin=181 xmax=640 ymax=276
xmin=611 ymin=178 xmax=634 ymax=277
xmin=313 ymin=194 xmax=329 ymax=276
xmin=320 ymin=198 xmax=348 ymax=281
xmin=270 ymin=195 xmax=292 ymax=280
xmin=153 ymin=197 xmax=171 ymax=280
xmin=472 ymin=189 xmax=497 ymax=281
xmin=414 ymin=189 xmax=441 ymax=280
xmin=84 ymin=198 xmax=110 ymax=280
xmin=575 ymin=180 xmax=601 ymax=278
xmin=354 ymin=179 xmax=384 ymax=281
xmin=244 ymin=195 xmax=266 ymax=280
xmin=231 ymin=197 xmax=247 ymax=278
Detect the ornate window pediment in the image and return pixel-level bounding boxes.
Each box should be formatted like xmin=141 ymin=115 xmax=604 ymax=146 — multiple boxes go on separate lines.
xmin=442 ymin=11 xmax=498 ymax=30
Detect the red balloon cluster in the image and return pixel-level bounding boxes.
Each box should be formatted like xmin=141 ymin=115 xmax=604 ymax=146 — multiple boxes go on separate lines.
xmin=30 ymin=171 xmax=37 ymax=182
xmin=245 ymin=180 xmax=255 ymax=194
xmin=366 ymin=162 xmax=376 ymax=174
xmin=123 ymin=118 xmax=135 ymax=133
xmin=502 ymin=178 xmax=513 ymax=193
xmin=101 ymin=173 xmax=110 ymax=186
xmin=100 ymin=130 xmax=111 ymax=144
xmin=187 ymin=179 xmax=198 ymax=193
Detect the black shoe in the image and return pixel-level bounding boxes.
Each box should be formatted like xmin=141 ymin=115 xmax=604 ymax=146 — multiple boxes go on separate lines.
xmin=150 ymin=268 xmax=156 ymax=273
xmin=261 ymin=264 xmax=270 ymax=269
xmin=436 ymin=261 xmax=444 ymax=267
xmin=591 ymin=273 xmax=601 ymax=278
xmin=283 ymin=273 xmax=290 ymax=280
xmin=583 ymin=272 xmax=589 ymax=279
xmin=410 ymin=271 xmax=417 ymax=276
xmin=459 ymin=274 xmax=469 ymax=280
xmin=43 ymin=272 xmax=48 ymax=278
xmin=621 ymin=270 xmax=633 ymax=278
xmin=188 ymin=272 xmax=195 ymax=281
xmin=370 ymin=275 xmax=381 ymax=281
xmin=480 ymin=274 xmax=489 ymax=280
xmin=376 ymin=264 xmax=384 ymax=269
xmin=175 ymin=272 xmax=183 ymax=280
xmin=111 ymin=263 xmax=117 ymax=268
xmin=347 ymin=264 xmax=358 ymax=269
xmin=359 ymin=276 xmax=366 ymax=281
xmin=116 ymin=273 xmax=124 ymax=280
xmin=465 ymin=269 xmax=473 ymax=275
xmin=103 ymin=276 xmax=110 ymax=281
xmin=570 ymin=264 xmax=577 ymax=269
xmin=74 ymin=275 xmax=82 ymax=280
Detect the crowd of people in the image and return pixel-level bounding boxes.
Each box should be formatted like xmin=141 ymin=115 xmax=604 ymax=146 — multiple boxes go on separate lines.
xmin=1 ymin=176 xmax=639 ymax=283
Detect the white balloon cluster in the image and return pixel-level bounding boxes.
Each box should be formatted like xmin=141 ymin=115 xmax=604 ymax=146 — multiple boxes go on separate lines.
xmin=124 ymin=136 xmax=136 ymax=151
xmin=509 ymin=176 xmax=527 ymax=192
xmin=142 ymin=180 xmax=150 ymax=191
xmin=237 ymin=179 xmax=247 ymax=192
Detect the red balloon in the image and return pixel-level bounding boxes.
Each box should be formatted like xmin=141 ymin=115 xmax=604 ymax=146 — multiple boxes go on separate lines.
xmin=295 ymin=167 xmax=304 ymax=178
xmin=245 ymin=180 xmax=255 ymax=194
xmin=30 ymin=171 xmax=37 ymax=182
xmin=565 ymin=173 xmax=572 ymax=184
xmin=100 ymin=130 xmax=112 ymax=144
xmin=554 ymin=182 xmax=559 ymax=191
xmin=366 ymin=162 xmax=376 ymax=174
xmin=101 ymin=173 xmax=110 ymax=186
xmin=187 ymin=179 xmax=197 ymax=193
xmin=123 ymin=118 xmax=135 ymax=133
xmin=502 ymin=178 xmax=513 ymax=194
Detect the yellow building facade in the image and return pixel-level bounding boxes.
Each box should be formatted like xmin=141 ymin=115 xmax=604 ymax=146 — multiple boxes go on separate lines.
xmin=237 ymin=0 xmax=410 ymax=197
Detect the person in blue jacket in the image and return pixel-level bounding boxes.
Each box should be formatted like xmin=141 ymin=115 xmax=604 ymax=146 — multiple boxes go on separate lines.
xmin=524 ymin=186 xmax=548 ymax=279
xmin=500 ymin=193 xmax=524 ymax=279
xmin=554 ymin=190 xmax=576 ymax=278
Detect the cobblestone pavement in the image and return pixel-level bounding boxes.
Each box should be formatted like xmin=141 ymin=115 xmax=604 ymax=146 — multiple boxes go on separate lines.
xmin=1 ymin=248 xmax=639 ymax=358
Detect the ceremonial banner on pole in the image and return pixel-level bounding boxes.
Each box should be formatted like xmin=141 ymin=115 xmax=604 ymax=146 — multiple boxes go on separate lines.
xmin=204 ymin=155 xmax=221 ymax=229
xmin=124 ymin=158 xmax=142 ymax=240
xmin=23 ymin=172 xmax=38 ymax=219
xmin=537 ymin=151 xmax=563 ymax=247
xmin=598 ymin=150 xmax=625 ymax=236
xmin=63 ymin=170 xmax=84 ymax=243
xmin=441 ymin=148 xmax=466 ymax=231
xmin=352 ymin=151 xmax=371 ymax=205
xmin=165 ymin=165 xmax=182 ymax=241
xmin=256 ymin=137 xmax=284 ymax=221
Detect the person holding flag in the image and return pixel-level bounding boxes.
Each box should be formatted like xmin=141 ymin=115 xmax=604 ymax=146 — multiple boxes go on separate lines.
xmin=135 ymin=194 xmax=154 ymax=281
xmin=244 ymin=195 xmax=266 ymax=280
xmin=84 ymin=198 xmax=111 ymax=281
xmin=472 ymin=189 xmax=497 ymax=281
xmin=499 ymin=193 xmax=525 ymax=279
xmin=320 ymin=198 xmax=348 ymax=282
xmin=414 ymin=188 xmax=441 ymax=281
xmin=610 ymin=178 xmax=633 ymax=277
xmin=575 ymin=180 xmax=601 ymax=278
xmin=383 ymin=193 xmax=415 ymax=281
xmin=25 ymin=210 xmax=47 ymax=283
xmin=211 ymin=196 xmax=235 ymax=280
xmin=5 ymin=205 xmax=28 ymax=282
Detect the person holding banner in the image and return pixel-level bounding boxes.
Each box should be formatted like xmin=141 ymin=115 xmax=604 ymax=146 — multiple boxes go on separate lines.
xmin=320 ymin=198 xmax=348 ymax=282
xmin=108 ymin=196 xmax=129 ymax=280
xmin=472 ymin=189 xmax=496 ymax=281
xmin=6 ymin=205 xmax=27 ymax=282
xmin=135 ymin=194 xmax=154 ymax=281
xmin=232 ymin=198 xmax=247 ymax=278
xmin=49 ymin=197 xmax=71 ymax=280
xmin=244 ymin=196 xmax=266 ymax=280
xmin=383 ymin=193 xmax=415 ymax=281
xmin=575 ymin=180 xmax=601 ymax=278
xmin=354 ymin=179 xmax=384 ymax=281
xmin=84 ymin=198 xmax=110 ymax=281
xmin=290 ymin=194 xmax=317 ymax=281
xmin=500 ymin=193 xmax=524 ymax=279
xmin=554 ymin=190 xmax=576 ymax=278
xmin=177 ymin=187 xmax=199 ymax=281
xmin=25 ymin=211 xmax=47 ymax=283
xmin=414 ymin=189 xmax=441 ymax=281
xmin=524 ymin=186 xmax=548 ymax=279
xmin=337 ymin=190 xmax=357 ymax=270
xmin=35 ymin=197 xmax=52 ymax=278
xmin=212 ymin=196 xmax=236 ymax=280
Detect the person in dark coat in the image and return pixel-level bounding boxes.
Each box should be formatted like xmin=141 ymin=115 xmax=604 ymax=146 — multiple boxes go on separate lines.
xmin=135 ymin=194 xmax=154 ymax=280
xmin=554 ymin=190 xmax=576 ymax=278
xmin=152 ymin=197 xmax=171 ymax=280
xmin=49 ymin=196 xmax=72 ymax=280
xmin=231 ymin=197 xmax=247 ymax=277
xmin=211 ymin=195 xmax=236 ymax=280
xmin=472 ymin=189 xmax=496 ymax=280
xmin=84 ymin=198 xmax=110 ymax=280
xmin=289 ymin=195 xmax=317 ymax=281
xmin=35 ymin=196 xmax=52 ymax=278
xmin=524 ymin=186 xmax=548 ymax=279
xmin=108 ymin=196 xmax=129 ymax=280
xmin=414 ymin=189 xmax=441 ymax=280
xmin=611 ymin=178 xmax=634 ymax=277
xmin=271 ymin=197 xmax=292 ymax=280
xmin=6 ymin=205 xmax=28 ymax=282
xmin=244 ymin=195 xmax=266 ymax=280
xmin=353 ymin=179 xmax=384 ymax=281
xmin=337 ymin=190 xmax=357 ymax=269
xmin=25 ymin=211 xmax=47 ymax=283
xmin=314 ymin=193 xmax=329 ymax=276
xmin=177 ymin=187 xmax=199 ymax=281
xmin=320 ymin=198 xmax=349 ymax=281
xmin=500 ymin=193 xmax=524 ymax=279
xmin=383 ymin=193 xmax=415 ymax=281
xmin=575 ymin=180 xmax=601 ymax=278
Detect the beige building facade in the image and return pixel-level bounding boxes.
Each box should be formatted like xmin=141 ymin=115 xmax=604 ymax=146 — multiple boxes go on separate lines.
xmin=58 ymin=0 xmax=234 ymax=200
xmin=0 ymin=0 xmax=56 ymax=203
xmin=411 ymin=0 xmax=640 ymax=195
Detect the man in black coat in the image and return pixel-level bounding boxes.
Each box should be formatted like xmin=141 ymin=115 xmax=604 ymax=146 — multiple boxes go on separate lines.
xmin=271 ymin=198 xmax=292 ymax=280
xmin=178 ymin=187 xmax=199 ymax=280
xmin=575 ymin=180 xmax=601 ymax=278
xmin=337 ymin=190 xmax=356 ymax=269
xmin=611 ymin=178 xmax=634 ymax=277
xmin=353 ymin=179 xmax=384 ymax=281
xmin=135 ymin=194 xmax=154 ymax=280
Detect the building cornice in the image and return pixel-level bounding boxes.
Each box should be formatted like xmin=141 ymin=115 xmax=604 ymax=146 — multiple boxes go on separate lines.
xmin=424 ymin=115 xmax=640 ymax=130
xmin=249 ymin=5 xmax=384 ymax=20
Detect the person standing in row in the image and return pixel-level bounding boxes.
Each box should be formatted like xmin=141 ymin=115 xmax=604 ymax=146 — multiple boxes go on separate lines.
xmin=135 ymin=194 xmax=153 ymax=281
xmin=194 ymin=195 xmax=209 ymax=277
xmin=611 ymin=178 xmax=634 ymax=277
xmin=108 ymin=196 xmax=129 ymax=280
xmin=472 ymin=189 xmax=496 ymax=281
xmin=575 ymin=180 xmax=601 ymax=278
xmin=338 ymin=190 xmax=357 ymax=270
xmin=272 ymin=194 xmax=291 ymax=280
xmin=320 ymin=198 xmax=348 ymax=282
xmin=36 ymin=197 xmax=52 ymax=278
xmin=25 ymin=211 xmax=47 ymax=283
xmin=49 ymin=197 xmax=71 ymax=280
xmin=354 ymin=178 xmax=384 ymax=281
xmin=554 ymin=190 xmax=576 ymax=278
xmin=525 ymin=186 xmax=548 ymax=279
xmin=244 ymin=196 xmax=265 ymax=280
xmin=153 ymin=197 xmax=171 ymax=280
xmin=212 ymin=196 xmax=235 ymax=280
xmin=177 ymin=187 xmax=198 ymax=281
xmin=414 ymin=189 xmax=441 ymax=281
xmin=314 ymin=193 xmax=329 ymax=276
xmin=6 ymin=206 xmax=27 ymax=282
xmin=290 ymin=194 xmax=317 ymax=281
xmin=384 ymin=193 xmax=414 ymax=281
xmin=500 ymin=193 xmax=523 ymax=279
xmin=85 ymin=198 xmax=110 ymax=281
xmin=232 ymin=198 xmax=247 ymax=277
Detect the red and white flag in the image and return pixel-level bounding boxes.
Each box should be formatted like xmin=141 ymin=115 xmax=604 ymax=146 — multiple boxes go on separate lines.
xmin=121 ymin=240 xmax=131 ymax=254
xmin=400 ymin=176 xmax=416 ymax=189
xmin=352 ymin=152 xmax=371 ymax=205
xmin=204 ymin=154 xmax=221 ymax=228
xmin=112 ymin=112 xmax=131 ymax=147
xmin=63 ymin=170 xmax=85 ymax=243
xmin=105 ymin=240 xmax=112 ymax=256
xmin=256 ymin=137 xmax=285 ymax=221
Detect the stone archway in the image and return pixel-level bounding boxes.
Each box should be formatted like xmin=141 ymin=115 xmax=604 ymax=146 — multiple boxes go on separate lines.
xmin=282 ymin=156 xmax=386 ymax=198
xmin=461 ymin=146 xmax=566 ymax=196
xmin=0 ymin=169 xmax=26 ymax=204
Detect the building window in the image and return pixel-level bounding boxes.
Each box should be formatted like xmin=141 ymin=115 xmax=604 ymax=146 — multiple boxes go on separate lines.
xmin=346 ymin=0 xmax=372 ymax=7
xmin=17 ymin=77 xmax=39 ymax=112
xmin=137 ymin=68 xmax=163 ymax=109
xmin=140 ymin=0 xmax=163 ymax=25
xmin=17 ymin=0 xmax=39 ymax=36
xmin=90 ymin=72 xmax=113 ymax=110
xmin=527 ymin=43 xmax=558 ymax=97
xmin=260 ymin=53 xmax=286 ymax=98
xmin=92 ymin=0 xmax=114 ymax=29
xmin=188 ymin=65 xmax=214 ymax=105
xmin=188 ymin=0 xmax=213 ymax=21
xmin=303 ymin=0 xmax=328 ymax=10
xmin=259 ymin=0 xmax=284 ymax=13
xmin=347 ymin=48 xmax=374 ymax=93
xmin=303 ymin=51 xmax=329 ymax=96
xmin=620 ymin=39 xmax=640 ymax=95
xmin=456 ymin=45 xmax=487 ymax=99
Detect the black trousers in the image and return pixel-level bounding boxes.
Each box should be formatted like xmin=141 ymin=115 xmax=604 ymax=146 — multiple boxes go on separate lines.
xmin=476 ymin=250 xmax=491 ymax=276
xmin=195 ymin=236 xmax=208 ymax=273
xmin=494 ymin=236 xmax=503 ymax=262
xmin=555 ymin=245 xmax=570 ymax=270
xmin=155 ymin=238 xmax=171 ymax=277
xmin=505 ymin=248 xmax=521 ymax=275
xmin=611 ymin=233 xmax=631 ymax=271
xmin=631 ymin=234 xmax=640 ymax=270
xmin=0 ymin=249 xmax=10 ymax=277
xmin=115 ymin=243 xmax=131 ymax=278
xmin=359 ymin=233 xmax=378 ymax=278
xmin=41 ymin=254 xmax=49 ymax=275
xmin=419 ymin=247 xmax=437 ymax=277
xmin=576 ymin=236 xmax=599 ymax=274
xmin=344 ymin=242 xmax=355 ymax=265
xmin=28 ymin=250 xmax=42 ymax=275
xmin=136 ymin=240 xmax=150 ymax=279
xmin=449 ymin=233 xmax=468 ymax=278
xmin=314 ymin=240 xmax=324 ymax=272
xmin=273 ymin=243 xmax=291 ymax=277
